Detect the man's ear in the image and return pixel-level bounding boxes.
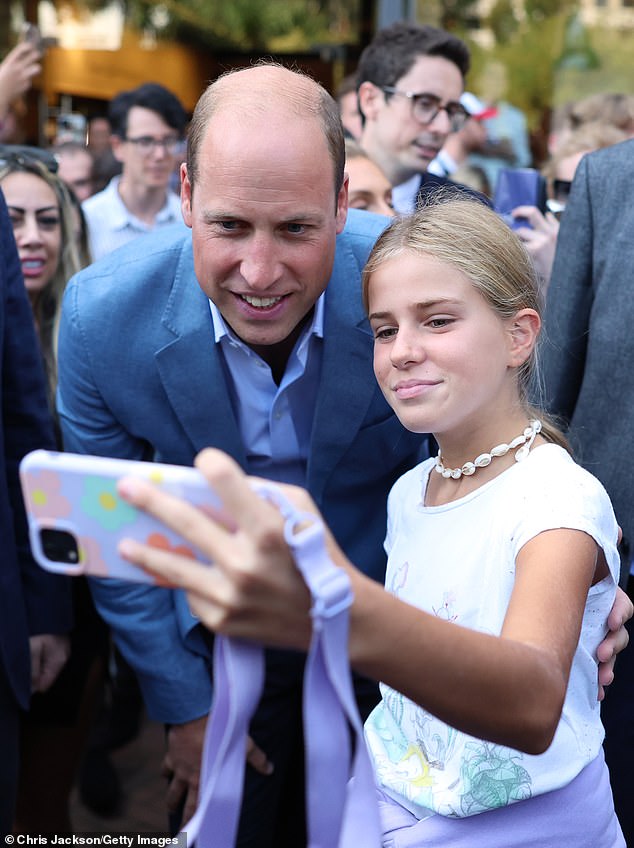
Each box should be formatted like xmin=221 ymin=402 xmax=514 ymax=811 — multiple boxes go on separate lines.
xmin=335 ymin=174 xmax=349 ymax=234
xmin=110 ymin=134 xmax=125 ymax=164
xmin=180 ymin=163 xmax=192 ymax=228
xmin=358 ymin=82 xmax=384 ymax=123
xmin=507 ymin=308 xmax=541 ymax=368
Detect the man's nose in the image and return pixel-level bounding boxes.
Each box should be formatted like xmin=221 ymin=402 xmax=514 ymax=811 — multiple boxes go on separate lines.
xmin=426 ymin=106 xmax=453 ymax=135
xmin=240 ymin=236 xmax=283 ymax=290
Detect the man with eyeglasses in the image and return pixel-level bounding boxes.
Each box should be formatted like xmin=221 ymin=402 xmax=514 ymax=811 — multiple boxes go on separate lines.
xmin=356 ymin=22 xmax=482 ymax=214
xmin=82 ymin=82 xmax=188 ymax=260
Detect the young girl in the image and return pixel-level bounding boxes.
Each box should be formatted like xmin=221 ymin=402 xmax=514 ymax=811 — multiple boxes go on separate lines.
xmin=118 ymin=198 xmax=625 ymax=846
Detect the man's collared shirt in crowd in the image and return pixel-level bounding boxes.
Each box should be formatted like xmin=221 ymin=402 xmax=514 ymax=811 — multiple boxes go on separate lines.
xmin=82 ymin=175 xmax=185 ymax=261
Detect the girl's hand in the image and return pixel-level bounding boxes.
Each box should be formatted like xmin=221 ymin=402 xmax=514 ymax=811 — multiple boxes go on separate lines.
xmin=117 ymin=448 xmax=313 ymax=649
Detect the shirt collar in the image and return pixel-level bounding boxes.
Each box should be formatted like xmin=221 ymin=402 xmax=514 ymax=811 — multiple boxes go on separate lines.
xmin=106 ymin=175 xmax=180 ymax=231
xmin=391 ymin=173 xmax=422 ymax=215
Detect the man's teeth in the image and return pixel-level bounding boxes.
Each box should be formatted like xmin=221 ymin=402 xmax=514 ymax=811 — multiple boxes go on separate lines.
xmin=241 ymin=295 xmax=283 ymax=308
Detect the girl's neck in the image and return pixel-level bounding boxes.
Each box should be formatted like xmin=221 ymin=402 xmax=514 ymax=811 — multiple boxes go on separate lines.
xmin=426 ymin=413 xmax=545 ymax=507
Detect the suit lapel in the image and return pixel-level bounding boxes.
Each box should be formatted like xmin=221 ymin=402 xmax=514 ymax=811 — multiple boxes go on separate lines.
xmin=308 ymin=243 xmax=377 ymax=501
xmin=154 ymin=246 xmax=246 ymax=464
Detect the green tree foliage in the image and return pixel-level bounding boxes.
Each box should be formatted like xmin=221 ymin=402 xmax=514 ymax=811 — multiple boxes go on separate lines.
xmin=486 ymin=0 xmax=518 ymax=46
xmin=436 ymin=0 xmax=480 ymax=33
xmin=67 ymin=0 xmax=360 ymax=51
xmin=475 ymin=0 xmax=580 ymax=129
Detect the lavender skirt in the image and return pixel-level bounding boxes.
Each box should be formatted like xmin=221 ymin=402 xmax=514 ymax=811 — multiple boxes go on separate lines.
xmin=378 ymin=750 xmax=625 ymax=848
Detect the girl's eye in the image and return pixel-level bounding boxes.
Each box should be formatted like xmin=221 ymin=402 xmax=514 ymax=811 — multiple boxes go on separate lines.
xmin=428 ymin=318 xmax=452 ymax=329
xmin=374 ymin=327 xmax=398 ymax=340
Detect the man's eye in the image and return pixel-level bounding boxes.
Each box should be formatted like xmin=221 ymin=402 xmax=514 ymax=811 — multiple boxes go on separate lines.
xmin=219 ymin=221 xmax=239 ymax=231
xmin=416 ymin=96 xmax=439 ymax=110
xmin=286 ymin=223 xmax=304 ymax=234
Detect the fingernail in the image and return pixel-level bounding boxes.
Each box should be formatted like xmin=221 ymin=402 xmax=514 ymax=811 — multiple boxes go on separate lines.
xmin=118 ymin=539 xmax=135 ymax=558
xmin=117 ymin=476 xmax=142 ymax=500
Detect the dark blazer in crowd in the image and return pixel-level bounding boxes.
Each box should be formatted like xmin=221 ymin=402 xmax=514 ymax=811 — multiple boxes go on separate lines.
xmin=0 ymin=190 xmax=72 ymax=834
xmin=542 ymin=138 xmax=634 ymax=847
xmin=542 ymin=138 xmax=634 ymax=584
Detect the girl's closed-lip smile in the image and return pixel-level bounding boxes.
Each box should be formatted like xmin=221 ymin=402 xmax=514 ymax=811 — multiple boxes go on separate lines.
xmin=393 ymin=379 xmax=440 ymax=399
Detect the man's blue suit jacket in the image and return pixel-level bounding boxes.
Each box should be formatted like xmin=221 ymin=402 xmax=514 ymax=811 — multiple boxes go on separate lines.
xmin=57 ymin=209 xmax=427 ymax=722
xmin=0 ymin=192 xmax=72 ymax=710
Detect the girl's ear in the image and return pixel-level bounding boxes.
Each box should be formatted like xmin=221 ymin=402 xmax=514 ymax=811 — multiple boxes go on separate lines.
xmin=507 ymin=308 xmax=540 ymax=368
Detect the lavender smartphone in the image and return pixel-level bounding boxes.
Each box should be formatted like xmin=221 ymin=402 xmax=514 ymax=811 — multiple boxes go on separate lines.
xmin=19 ymin=450 xmax=222 ymax=583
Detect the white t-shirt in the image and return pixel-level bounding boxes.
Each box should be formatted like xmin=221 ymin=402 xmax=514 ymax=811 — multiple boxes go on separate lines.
xmin=365 ymin=443 xmax=619 ymax=821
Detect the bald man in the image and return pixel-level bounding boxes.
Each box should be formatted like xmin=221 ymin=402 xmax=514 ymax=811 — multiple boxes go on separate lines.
xmin=58 ymin=62 xmax=425 ymax=846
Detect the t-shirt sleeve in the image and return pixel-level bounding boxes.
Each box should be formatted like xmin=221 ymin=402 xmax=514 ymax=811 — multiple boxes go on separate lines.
xmin=510 ymin=458 xmax=620 ymax=586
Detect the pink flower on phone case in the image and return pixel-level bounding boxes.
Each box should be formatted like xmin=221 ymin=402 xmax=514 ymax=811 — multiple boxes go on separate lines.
xmin=22 ymin=470 xmax=72 ymax=519
xmin=76 ymin=534 xmax=110 ymax=577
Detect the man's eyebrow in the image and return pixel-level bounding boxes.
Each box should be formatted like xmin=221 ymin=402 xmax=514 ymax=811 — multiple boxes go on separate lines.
xmin=201 ymin=210 xmax=326 ymax=225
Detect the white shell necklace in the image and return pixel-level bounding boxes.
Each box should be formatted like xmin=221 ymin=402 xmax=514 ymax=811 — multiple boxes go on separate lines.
xmin=434 ymin=419 xmax=542 ymax=480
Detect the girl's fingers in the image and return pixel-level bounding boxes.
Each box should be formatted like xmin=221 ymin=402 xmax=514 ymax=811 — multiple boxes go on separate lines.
xmin=118 ymin=535 xmax=221 ymax=593
xmin=117 ymin=471 xmax=238 ymax=564
xmin=194 ymin=449 xmax=287 ymax=539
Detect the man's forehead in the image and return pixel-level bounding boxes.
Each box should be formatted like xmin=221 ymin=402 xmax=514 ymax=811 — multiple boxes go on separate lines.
xmin=395 ymin=54 xmax=464 ymax=96
xmin=126 ymin=105 xmax=172 ymax=129
xmin=200 ymin=108 xmax=328 ymax=168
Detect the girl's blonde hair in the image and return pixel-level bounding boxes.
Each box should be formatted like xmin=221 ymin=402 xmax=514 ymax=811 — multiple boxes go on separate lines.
xmin=0 ymin=155 xmax=85 ymax=404
xmin=362 ymin=195 xmax=568 ymax=449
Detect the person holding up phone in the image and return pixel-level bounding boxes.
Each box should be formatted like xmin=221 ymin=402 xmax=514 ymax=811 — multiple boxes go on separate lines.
xmin=0 ymin=32 xmax=42 ymax=141
xmin=117 ymin=199 xmax=626 ymax=846
xmin=509 ymin=122 xmax=627 ymax=294
xmin=57 ymin=63 xmax=632 ymax=847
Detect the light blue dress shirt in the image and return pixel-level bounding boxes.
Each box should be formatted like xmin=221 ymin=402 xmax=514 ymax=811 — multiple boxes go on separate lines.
xmin=209 ymin=296 xmax=325 ymax=486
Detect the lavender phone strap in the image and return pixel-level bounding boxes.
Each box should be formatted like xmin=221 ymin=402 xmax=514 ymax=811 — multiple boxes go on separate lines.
xmin=182 ymin=488 xmax=383 ymax=847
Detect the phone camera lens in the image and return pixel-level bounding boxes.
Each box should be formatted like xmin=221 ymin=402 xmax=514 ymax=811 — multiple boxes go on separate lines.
xmin=40 ymin=528 xmax=80 ymax=564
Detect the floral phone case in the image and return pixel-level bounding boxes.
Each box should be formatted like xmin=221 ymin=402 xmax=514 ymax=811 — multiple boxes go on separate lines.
xmin=19 ymin=450 xmax=222 ymax=583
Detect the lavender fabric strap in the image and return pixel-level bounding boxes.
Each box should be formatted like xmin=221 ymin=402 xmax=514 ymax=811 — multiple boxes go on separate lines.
xmin=182 ymin=487 xmax=382 ymax=847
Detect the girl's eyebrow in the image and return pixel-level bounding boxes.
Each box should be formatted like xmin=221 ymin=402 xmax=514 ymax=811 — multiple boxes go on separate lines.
xmin=368 ymin=298 xmax=462 ymax=321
